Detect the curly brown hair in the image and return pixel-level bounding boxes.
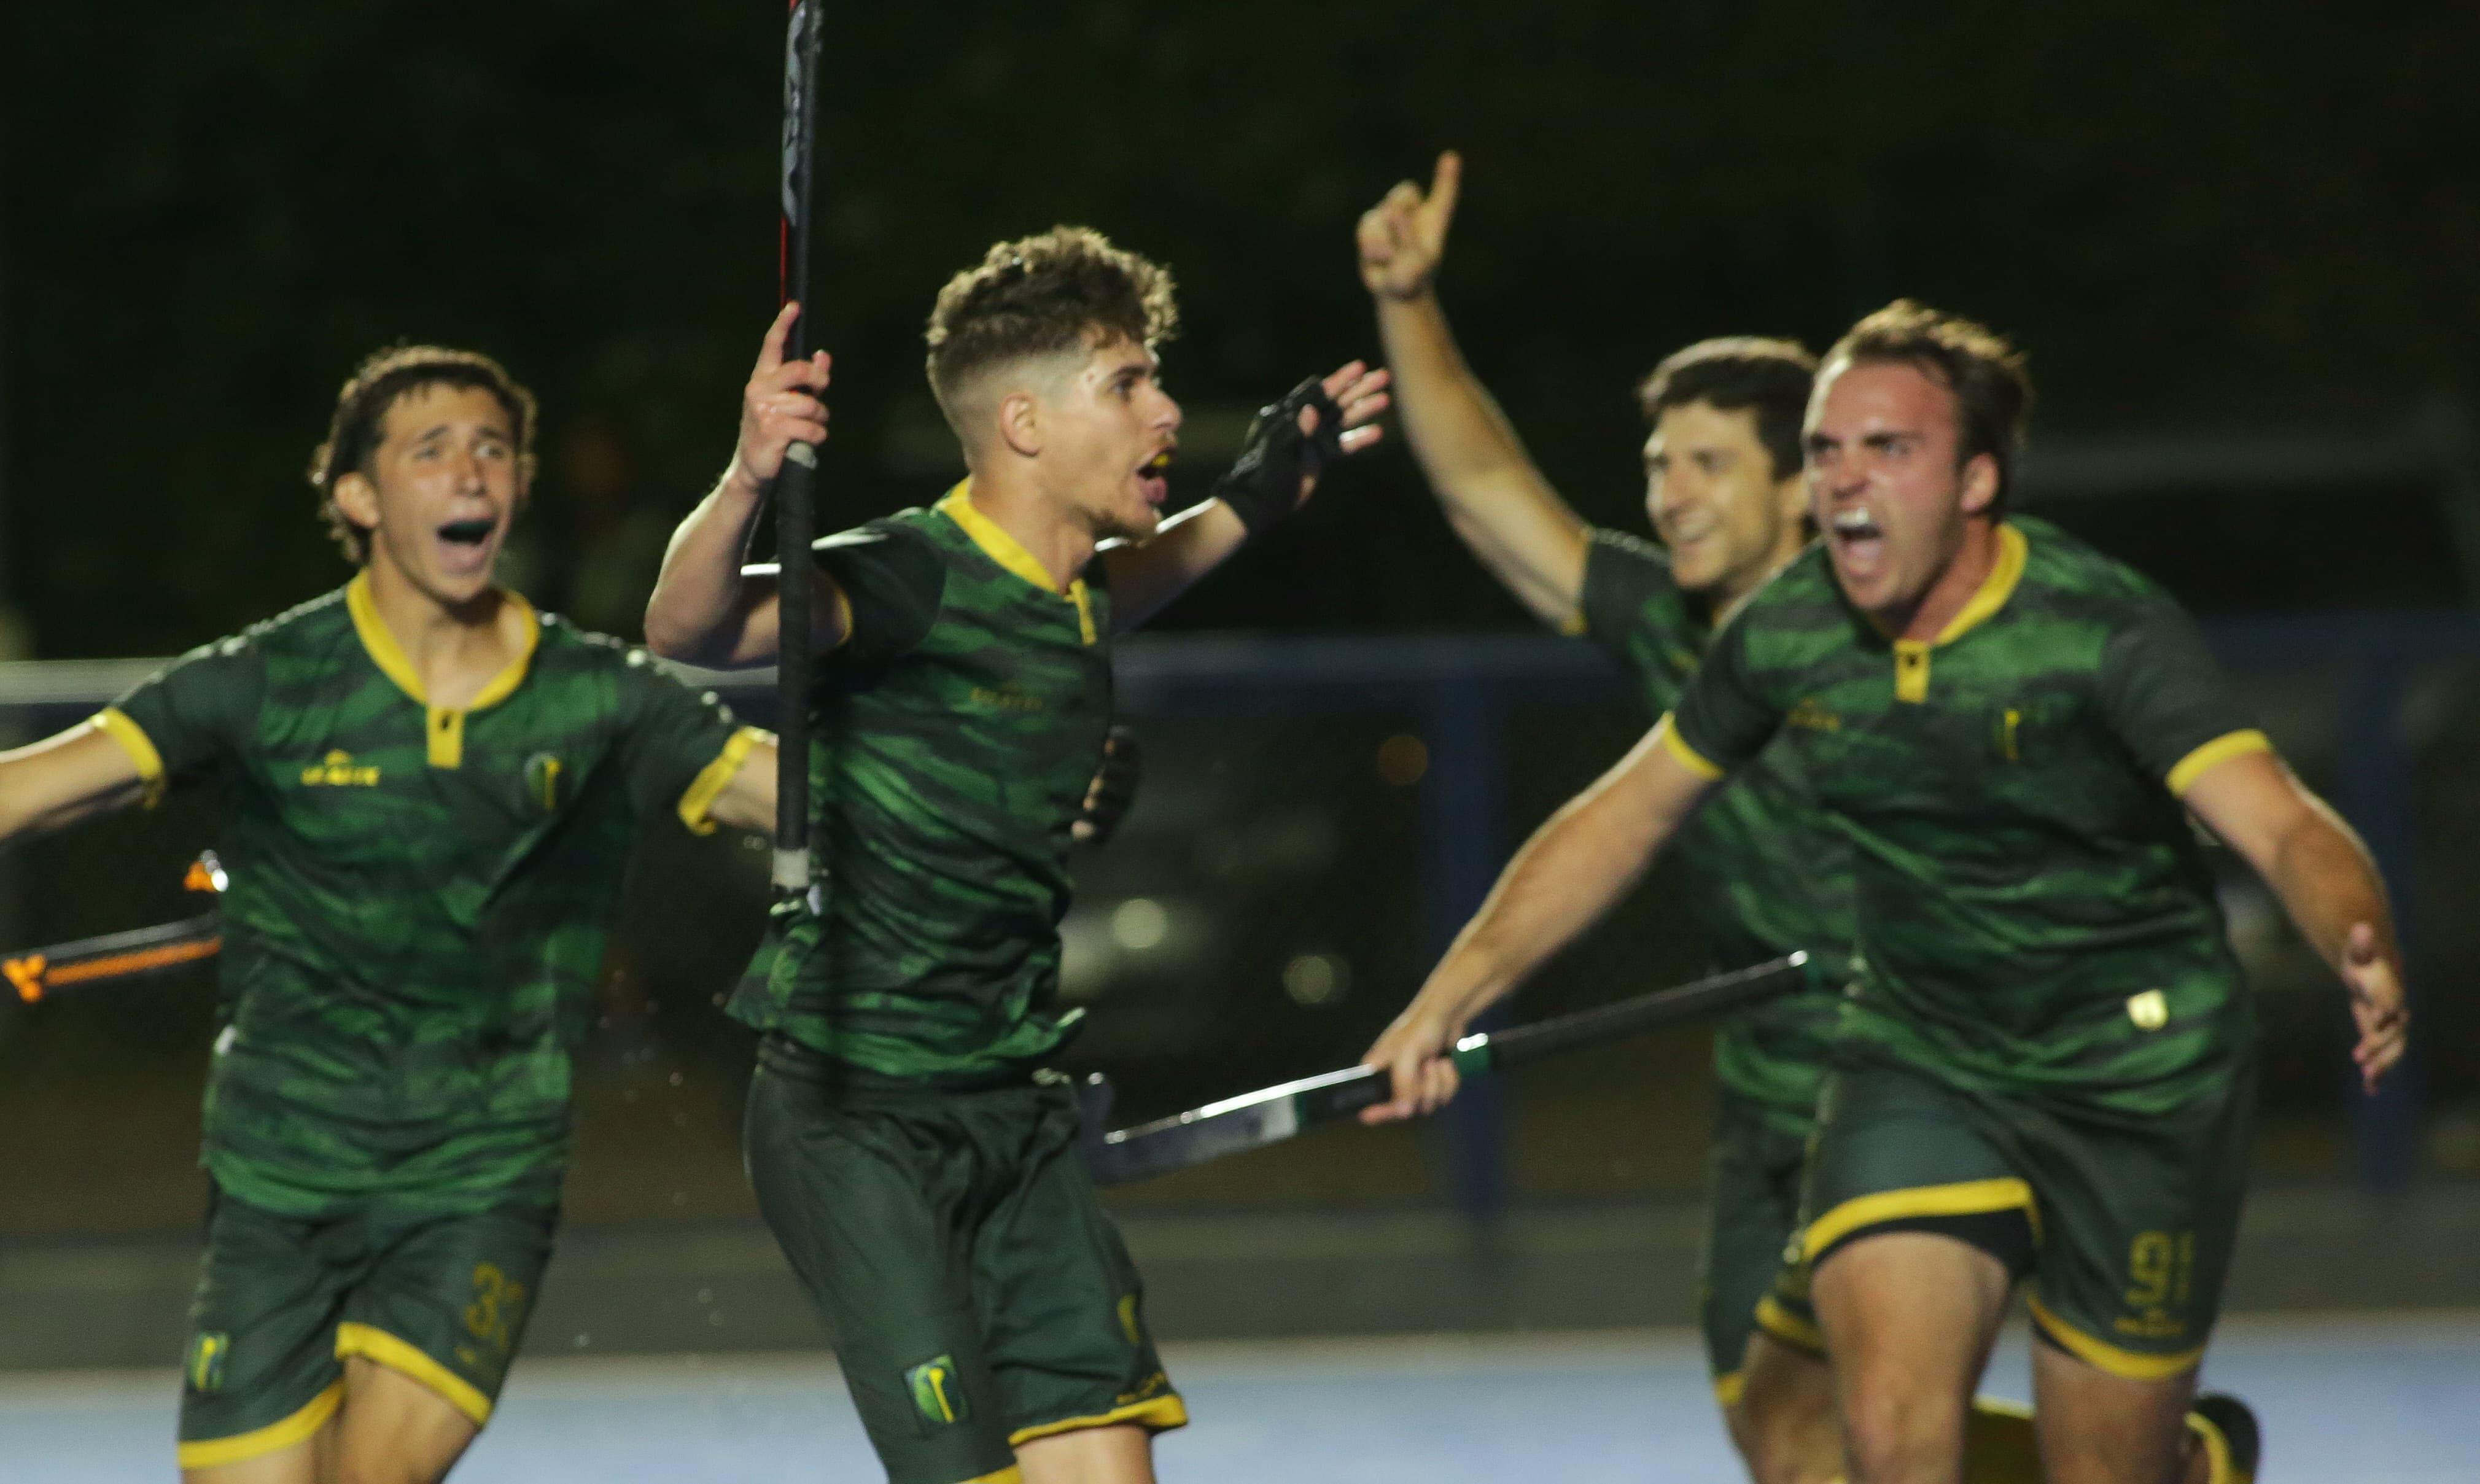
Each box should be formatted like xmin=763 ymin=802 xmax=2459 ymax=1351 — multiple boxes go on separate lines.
xmin=923 ymin=225 xmax=1179 ymax=435
xmin=1824 ymin=300 xmax=2032 ymax=515
xmin=306 ymin=345 xmax=538 ymax=564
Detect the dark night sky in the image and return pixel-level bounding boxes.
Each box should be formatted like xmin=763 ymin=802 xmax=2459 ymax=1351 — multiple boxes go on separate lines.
xmin=7 ymin=3 xmax=2478 ymax=656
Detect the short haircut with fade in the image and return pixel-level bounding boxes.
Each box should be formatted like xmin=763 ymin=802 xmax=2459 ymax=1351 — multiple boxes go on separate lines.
xmin=1824 ymin=300 xmax=2033 ymax=515
xmin=1636 ymin=336 xmax=1819 ymax=483
xmin=923 ymin=225 xmax=1180 ymax=438
xmin=307 ymin=345 xmax=538 ymax=564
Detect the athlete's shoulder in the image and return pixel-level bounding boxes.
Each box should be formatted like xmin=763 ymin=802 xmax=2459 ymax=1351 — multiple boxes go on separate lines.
xmin=814 ymin=509 xmax=952 ymax=570
xmin=1586 ymin=524 xmax=1672 ymax=573
xmin=1740 ymin=538 xmax=1842 ymax=618
xmin=183 ymin=584 xmax=352 ymax=670
xmin=2012 ymin=517 xmax=2180 ymax=621
xmin=526 ymin=609 xmax=639 ymax=669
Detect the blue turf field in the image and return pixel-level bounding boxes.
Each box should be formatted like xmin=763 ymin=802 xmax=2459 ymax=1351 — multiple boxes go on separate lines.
xmin=7 ymin=1315 xmax=2474 ymax=1482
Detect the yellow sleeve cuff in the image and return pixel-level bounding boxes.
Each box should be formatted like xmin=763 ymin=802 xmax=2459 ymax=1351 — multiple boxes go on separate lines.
xmin=677 ymin=726 xmax=768 ymax=836
xmin=93 ymin=708 xmax=167 ymax=809
xmin=2165 ymin=728 xmax=2272 ymax=796
xmin=1655 ymin=713 xmax=1727 ymax=782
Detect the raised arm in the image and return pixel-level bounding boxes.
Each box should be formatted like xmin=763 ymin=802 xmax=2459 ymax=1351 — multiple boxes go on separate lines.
xmin=1359 ymin=152 xmax=1590 ymax=629
xmin=0 ymin=720 xmax=150 ymax=845
xmin=644 ymin=304 xmax=852 ymax=668
xmin=1360 ymin=717 xmax=1722 ymax=1122
xmin=2181 ymin=748 xmax=2408 ymax=1092
xmin=1101 ymin=362 xmax=1390 ymax=631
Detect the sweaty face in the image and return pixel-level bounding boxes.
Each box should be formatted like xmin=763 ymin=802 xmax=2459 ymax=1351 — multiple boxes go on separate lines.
xmin=1642 ymin=400 xmax=1803 ymax=600
xmin=353 ymin=384 xmax=523 ymax=607
xmin=1035 ymin=335 xmax=1181 ymax=542
xmin=1803 ymin=359 xmax=1989 ymax=626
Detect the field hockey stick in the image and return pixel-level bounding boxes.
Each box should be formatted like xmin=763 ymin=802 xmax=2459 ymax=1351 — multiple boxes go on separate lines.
xmin=770 ymin=0 xmax=826 ymax=901
xmin=3 ymin=853 xmax=226 ymax=1004
xmin=1081 ymin=952 xmax=1812 ymax=1186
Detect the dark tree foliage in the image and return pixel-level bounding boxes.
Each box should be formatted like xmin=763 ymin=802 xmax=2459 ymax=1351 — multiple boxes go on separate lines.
xmin=5 ymin=3 xmax=2478 ymax=653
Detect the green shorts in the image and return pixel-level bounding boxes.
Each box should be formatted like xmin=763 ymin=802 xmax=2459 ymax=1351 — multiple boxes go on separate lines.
xmin=745 ymin=1041 xmax=1185 ymax=1484
xmin=1765 ymin=1059 xmax=2253 ymax=1381
xmin=1699 ymin=1095 xmax=1810 ymax=1402
xmin=176 ymin=1187 xmax=555 ymax=1470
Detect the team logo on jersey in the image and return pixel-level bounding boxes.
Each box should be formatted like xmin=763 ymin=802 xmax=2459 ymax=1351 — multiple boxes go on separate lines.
xmin=523 ymin=753 xmax=567 ymax=812
xmin=1786 ymin=697 xmax=1841 ymax=732
xmin=904 ymin=1354 xmax=970 ymax=1430
xmin=970 ymin=684 xmax=1046 ymax=713
xmin=187 ymin=1332 xmax=230 ymax=1393
xmin=2125 ymin=989 xmax=2170 ymax=1031
xmin=301 ymin=750 xmax=380 ymax=787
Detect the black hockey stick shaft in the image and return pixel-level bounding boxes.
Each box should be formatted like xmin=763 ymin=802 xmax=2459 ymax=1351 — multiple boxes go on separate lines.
xmin=1448 ymin=952 xmax=1812 ymax=1076
xmin=772 ymin=0 xmax=825 ymax=895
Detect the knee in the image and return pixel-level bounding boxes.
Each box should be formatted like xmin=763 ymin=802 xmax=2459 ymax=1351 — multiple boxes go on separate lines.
xmin=1837 ymin=1378 xmax=1964 ymax=1484
xmin=1737 ymin=1351 xmax=1844 ymax=1484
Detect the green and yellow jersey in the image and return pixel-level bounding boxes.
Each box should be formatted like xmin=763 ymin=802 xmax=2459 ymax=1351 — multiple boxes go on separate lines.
xmin=1574 ymin=529 xmax=1854 ymax=1136
xmin=1668 ymin=517 xmax=2263 ymax=1116
xmin=99 ymin=573 xmax=758 ymax=1216
xmin=731 ymin=482 xmax=1112 ymax=1084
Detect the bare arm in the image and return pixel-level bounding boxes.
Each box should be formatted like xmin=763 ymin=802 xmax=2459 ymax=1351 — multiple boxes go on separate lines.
xmin=1360 ymin=152 xmax=1590 ymax=629
xmin=0 ymin=721 xmax=149 ymax=845
xmin=1361 ymin=718 xmax=1720 ymax=1121
xmin=2182 ymin=748 xmax=2408 ymax=1091
xmin=644 ymin=303 xmax=852 ymax=668
xmin=1100 ymin=362 xmax=1391 ymax=631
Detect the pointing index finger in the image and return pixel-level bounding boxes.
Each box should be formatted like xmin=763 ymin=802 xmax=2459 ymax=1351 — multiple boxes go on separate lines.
xmin=1428 ymin=150 xmax=1463 ymax=223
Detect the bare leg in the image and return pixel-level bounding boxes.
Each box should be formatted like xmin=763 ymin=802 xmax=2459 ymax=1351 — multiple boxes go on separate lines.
xmin=182 ymin=1417 xmax=336 ymax=1484
xmin=1015 ymin=1422 xmax=1154 ymax=1484
xmin=1736 ymin=1332 xmax=1844 ymax=1484
xmin=2031 ymin=1342 xmax=2197 ymax=1484
xmin=324 ymin=1356 xmax=480 ymax=1484
xmin=1812 ymin=1233 xmax=2012 ymax=1484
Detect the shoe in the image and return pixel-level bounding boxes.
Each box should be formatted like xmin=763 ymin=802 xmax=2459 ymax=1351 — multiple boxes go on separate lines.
xmin=2190 ymin=1392 xmax=2260 ymax=1484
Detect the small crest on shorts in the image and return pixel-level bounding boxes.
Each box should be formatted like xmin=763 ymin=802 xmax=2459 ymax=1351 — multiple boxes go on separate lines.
xmin=905 ymin=1354 xmax=970 ymax=1431
xmin=2126 ymin=988 xmax=2169 ymax=1031
xmin=187 ymin=1332 xmax=230 ymax=1394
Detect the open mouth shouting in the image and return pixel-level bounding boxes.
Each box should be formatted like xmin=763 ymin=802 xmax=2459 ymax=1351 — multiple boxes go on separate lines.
xmin=1827 ymin=505 xmax=1887 ymax=583
xmin=1137 ymin=447 xmax=1174 ymax=507
xmin=433 ymin=515 xmax=502 ymax=578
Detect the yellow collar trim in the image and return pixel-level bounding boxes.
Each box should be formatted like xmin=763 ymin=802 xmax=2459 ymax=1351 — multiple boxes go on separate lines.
xmin=345 ymin=571 xmax=541 ymax=767
xmin=1932 ymin=521 xmax=2028 ymax=647
xmin=1889 ymin=523 xmax=2026 ymax=704
xmin=936 ymin=481 xmax=1098 ymax=645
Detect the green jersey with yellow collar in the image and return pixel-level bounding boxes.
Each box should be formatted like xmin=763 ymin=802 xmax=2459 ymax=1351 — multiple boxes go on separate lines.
xmin=1668 ymin=517 xmax=2264 ymax=1116
xmin=731 ymin=483 xmax=1113 ymax=1084
xmin=100 ymin=573 xmax=758 ymax=1216
xmin=1574 ymin=529 xmax=1854 ymax=1135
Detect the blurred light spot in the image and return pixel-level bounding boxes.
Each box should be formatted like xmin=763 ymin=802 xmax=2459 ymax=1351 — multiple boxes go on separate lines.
xmin=1377 ymin=733 xmax=1428 ymax=786
xmin=1283 ymin=951 xmax=1351 ymax=1006
xmin=1112 ymin=898 xmax=1170 ymax=951
xmin=1058 ymin=909 xmax=1113 ymax=999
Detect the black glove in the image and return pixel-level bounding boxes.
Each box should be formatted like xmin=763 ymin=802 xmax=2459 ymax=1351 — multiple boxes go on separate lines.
xmin=1073 ymin=725 xmax=1143 ymax=846
xmin=1213 ymin=375 xmax=1345 ymax=538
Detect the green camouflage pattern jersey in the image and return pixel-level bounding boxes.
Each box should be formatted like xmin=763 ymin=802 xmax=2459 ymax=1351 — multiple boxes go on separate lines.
xmin=731 ymin=483 xmax=1111 ymax=1084
xmin=1668 ymin=518 xmax=2264 ymax=1118
xmin=1575 ymin=530 xmax=1853 ymax=1136
xmin=101 ymin=573 xmax=758 ymax=1217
